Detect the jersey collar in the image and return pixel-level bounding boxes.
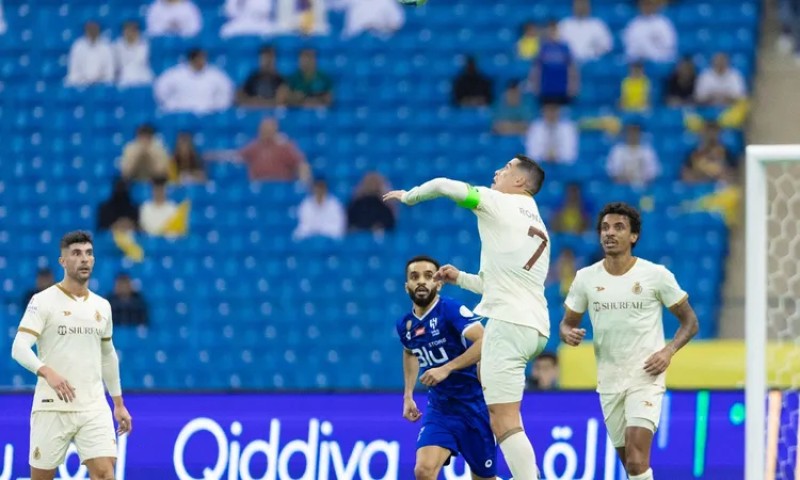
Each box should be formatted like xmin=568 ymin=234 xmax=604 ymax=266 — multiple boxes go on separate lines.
xmin=411 ymin=297 xmax=440 ymax=321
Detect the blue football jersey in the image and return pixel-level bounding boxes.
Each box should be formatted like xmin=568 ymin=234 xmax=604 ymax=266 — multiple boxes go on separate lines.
xmin=397 ymin=296 xmax=484 ymax=409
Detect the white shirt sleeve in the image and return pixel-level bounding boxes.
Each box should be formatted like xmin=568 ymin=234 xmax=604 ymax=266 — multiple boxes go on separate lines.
xmin=657 ymin=17 xmax=677 ymax=62
xmin=154 ymin=67 xmax=179 ymax=110
xmin=146 ymin=2 xmax=167 ymax=36
xmin=66 ymin=40 xmax=86 ymax=85
xmin=694 ymin=71 xmax=713 ymax=102
xmin=456 ymin=271 xmax=484 ymax=294
xmin=11 ymin=332 xmax=44 ymax=374
xmin=643 ymin=145 xmax=660 ymax=183
xmin=225 ymin=0 xmax=243 ymax=18
xmin=293 ymin=199 xmax=314 ymax=239
xmin=525 ymin=122 xmax=545 ymax=160
xmin=559 ymin=121 xmax=578 ymax=165
xmin=595 ymin=19 xmax=613 ymax=57
xmin=183 ymin=2 xmax=203 ymax=37
xmin=730 ymin=70 xmax=746 ymax=98
xmin=606 ymin=144 xmax=623 ymax=178
xmin=656 ymin=266 xmax=688 ymax=308
xmin=101 ymin=339 xmax=122 ymax=397
xmin=19 ymin=295 xmax=47 ymax=335
xmin=99 ymin=43 xmax=115 ymax=83
xmin=328 ymin=199 xmax=346 ymax=239
xmin=564 ymin=270 xmax=588 ymax=313
xmin=401 ymin=177 xmax=470 ymax=206
xmin=213 ymin=69 xmax=235 ymax=110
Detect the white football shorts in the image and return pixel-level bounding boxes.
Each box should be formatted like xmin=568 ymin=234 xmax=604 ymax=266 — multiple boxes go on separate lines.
xmin=599 ymin=384 xmax=666 ymax=448
xmin=30 ymin=409 xmax=117 ymax=470
xmin=480 ymin=318 xmax=548 ymax=405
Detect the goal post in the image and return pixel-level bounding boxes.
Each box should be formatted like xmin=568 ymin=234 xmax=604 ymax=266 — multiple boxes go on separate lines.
xmin=745 ymin=145 xmax=800 ymax=480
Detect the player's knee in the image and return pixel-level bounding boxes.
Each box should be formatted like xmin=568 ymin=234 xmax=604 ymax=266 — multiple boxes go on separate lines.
xmin=413 ymin=462 xmax=439 ymax=480
xmin=88 ymin=467 xmax=115 ymax=480
xmin=624 ymin=455 xmax=649 ymax=475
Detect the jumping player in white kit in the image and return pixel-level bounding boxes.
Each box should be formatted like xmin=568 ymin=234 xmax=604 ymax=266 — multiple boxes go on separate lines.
xmin=384 ymin=154 xmax=550 ymax=480
xmin=559 ymin=203 xmax=699 ymax=480
xmin=11 ymin=231 xmax=132 ymax=480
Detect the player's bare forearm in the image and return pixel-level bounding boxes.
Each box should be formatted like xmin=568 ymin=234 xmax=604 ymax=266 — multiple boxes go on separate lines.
xmin=402 ymin=349 xmax=420 ymax=399
xmin=559 ymin=308 xmax=586 ymax=346
xmin=666 ymin=299 xmax=699 ymax=355
xmin=445 ymin=338 xmax=482 ymax=372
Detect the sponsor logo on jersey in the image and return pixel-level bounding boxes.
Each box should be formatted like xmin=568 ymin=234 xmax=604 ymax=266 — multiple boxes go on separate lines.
xmin=33 ymin=446 xmax=41 ymax=460
xmin=57 ymin=325 xmax=104 ymax=336
xmin=595 ymin=286 xmax=605 ymax=292
xmin=63 ymin=311 xmax=72 ymax=317
xmin=632 ymin=282 xmax=643 ymax=295
xmin=41 ymin=399 xmax=53 ymax=403
xmin=414 ymin=326 xmax=425 ymax=337
xmin=643 ymin=400 xmax=654 ymax=407
xmin=459 ymin=305 xmax=474 ymax=317
xmin=592 ymin=301 xmax=644 ymax=312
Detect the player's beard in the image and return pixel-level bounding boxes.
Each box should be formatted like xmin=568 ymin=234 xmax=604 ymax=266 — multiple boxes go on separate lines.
xmin=408 ymin=285 xmax=439 ymax=309
xmin=68 ymin=265 xmax=92 ymax=284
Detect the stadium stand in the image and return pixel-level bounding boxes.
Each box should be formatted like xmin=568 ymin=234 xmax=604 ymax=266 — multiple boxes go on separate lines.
xmin=0 ymin=0 xmax=759 ymax=389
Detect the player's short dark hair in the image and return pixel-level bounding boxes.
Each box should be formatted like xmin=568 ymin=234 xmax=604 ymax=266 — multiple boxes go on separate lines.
xmin=536 ymin=352 xmax=558 ymax=365
xmin=405 ymin=255 xmax=440 ymax=276
xmin=596 ymin=202 xmax=642 ymax=246
xmin=259 ymin=45 xmax=275 ymax=56
xmin=514 ymin=154 xmax=545 ymax=196
xmin=60 ymin=230 xmax=93 ymax=250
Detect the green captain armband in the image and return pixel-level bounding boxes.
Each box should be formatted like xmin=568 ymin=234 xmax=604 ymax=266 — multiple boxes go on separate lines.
xmin=457 ymin=185 xmax=480 ymax=209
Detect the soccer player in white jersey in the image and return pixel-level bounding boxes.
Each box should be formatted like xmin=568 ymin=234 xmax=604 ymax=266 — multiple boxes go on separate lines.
xmin=559 ymin=203 xmax=699 ymax=480
xmin=10 ymin=231 xmax=132 ymax=480
xmin=384 ymin=154 xmax=550 ymax=480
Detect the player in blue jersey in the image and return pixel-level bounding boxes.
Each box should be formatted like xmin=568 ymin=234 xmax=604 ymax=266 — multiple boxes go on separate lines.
xmin=398 ymin=255 xmax=497 ymax=480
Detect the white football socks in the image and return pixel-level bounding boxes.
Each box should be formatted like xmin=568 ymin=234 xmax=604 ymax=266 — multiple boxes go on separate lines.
xmin=629 ymin=468 xmax=654 ymax=480
xmin=499 ymin=431 xmax=539 ymax=480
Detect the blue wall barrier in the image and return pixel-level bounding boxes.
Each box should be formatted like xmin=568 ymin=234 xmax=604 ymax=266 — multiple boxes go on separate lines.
xmin=0 ymin=391 xmax=746 ymax=479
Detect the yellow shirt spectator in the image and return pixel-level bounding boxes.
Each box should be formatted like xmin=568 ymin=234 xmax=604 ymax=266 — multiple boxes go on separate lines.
xmin=620 ymin=63 xmax=650 ymax=111
xmin=517 ymin=22 xmax=540 ymax=60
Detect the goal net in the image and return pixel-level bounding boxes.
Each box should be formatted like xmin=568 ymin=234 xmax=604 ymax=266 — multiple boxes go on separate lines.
xmin=746 ymin=146 xmax=800 ymax=480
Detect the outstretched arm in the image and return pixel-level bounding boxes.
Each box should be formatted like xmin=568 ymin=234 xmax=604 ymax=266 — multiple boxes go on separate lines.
xmin=383 ymin=178 xmax=473 ymax=207
xmin=435 ymin=264 xmax=483 ymax=294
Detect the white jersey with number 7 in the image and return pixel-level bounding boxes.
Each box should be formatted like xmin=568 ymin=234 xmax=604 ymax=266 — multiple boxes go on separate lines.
xmin=467 ymin=186 xmax=550 ymax=337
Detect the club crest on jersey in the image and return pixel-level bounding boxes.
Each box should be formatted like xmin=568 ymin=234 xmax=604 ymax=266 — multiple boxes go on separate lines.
xmin=429 ymin=318 xmax=439 ymax=337
xmin=632 ymin=282 xmax=643 ymax=295
xmin=33 ymin=447 xmax=41 ymax=460
xmin=414 ymin=326 xmax=425 ymax=337
xmin=405 ymin=320 xmax=412 ymax=331
xmin=95 ymin=310 xmax=102 ymax=322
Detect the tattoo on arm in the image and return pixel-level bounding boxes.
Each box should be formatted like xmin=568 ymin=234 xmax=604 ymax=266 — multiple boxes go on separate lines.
xmin=667 ymin=299 xmax=699 ymax=354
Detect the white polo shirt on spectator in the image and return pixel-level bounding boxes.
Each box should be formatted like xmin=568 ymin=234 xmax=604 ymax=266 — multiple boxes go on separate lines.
xmin=154 ymin=63 xmax=234 ymax=114
xmin=114 ymin=38 xmax=154 ymax=87
xmin=66 ymin=37 xmax=115 ymax=86
xmin=694 ymin=67 xmax=746 ymax=105
xmin=558 ymin=16 xmax=613 ymax=62
xmin=623 ymin=13 xmax=677 ymax=63
xmin=607 ymin=142 xmax=660 ymax=186
xmin=146 ymin=0 xmax=202 ymax=37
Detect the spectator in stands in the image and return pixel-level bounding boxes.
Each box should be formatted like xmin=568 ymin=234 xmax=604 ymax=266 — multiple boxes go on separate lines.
xmin=516 ymin=22 xmax=540 ymax=60
xmin=21 ymin=268 xmax=55 ymax=308
xmin=113 ymin=21 xmax=154 ymax=87
xmin=146 ymin=0 xmax=202 ymax=38
xmin=221 ymin=0 xmax=276 ymax=38
xmin=552 ymin=183 xmax=591 ymax=234
xmin=664 ymin=57 xmax=698 ymax=106
xmin=452 ymin=55 xmax=493 ymax=107
xmin=170 ymin=132 xmax=206 ymax=183
xmin=525 ymin=103 xmax=578 ymax=165
xmin=607 ymin=123 xmax=660 ymax=186
xmin=121 ymin=124 xmax=170 ymax=181
xmin=237 ymin=46 xmax=288 ymax=107
xmin=342 ymin=0 xmax=405 ymax=39
xmin=108 ymin=273 xmax=149 ymax=327
xmin=558 ymin=0 xmax=613 ymax=63
xmin=65 ymin=21 xmax=114 ymax=87
xmin=97 ymin=178 xmax=140 ymax=232
xmin=525 ymin=352 xmax=559 ymax=391
xmin=683 ymin=121 xmax=733 ymax=183
xmin=548 ymin=248 xmax=578 ymax=298
xmin=619 ymin=61 xmax=651 ymax=112
xmin=530 ymin=21 xmax=578 ymax=105
xmin=623 ymin=0 xmax=677 ymax=63
xmin=154 ymin=48 xmax=234 ymax=114
xmin=347 ymin=172 xmax=396 ymax=233
xmin=275 ymin=0 xmax=330 ymax=36
xmin=492 ymin=80 xmax=535 ymax=136
xmin=287 ymin=48 xmax=334 ymax=107
xmin=140 ymin=176 xmax=179 ymax=236
xmin=293 ymin=178 xmax=346 ymax=240
xmin=694 ymin=52 xmax=747 ymax=107
xmin=238 ymin=118 xmax=312 ymax=182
